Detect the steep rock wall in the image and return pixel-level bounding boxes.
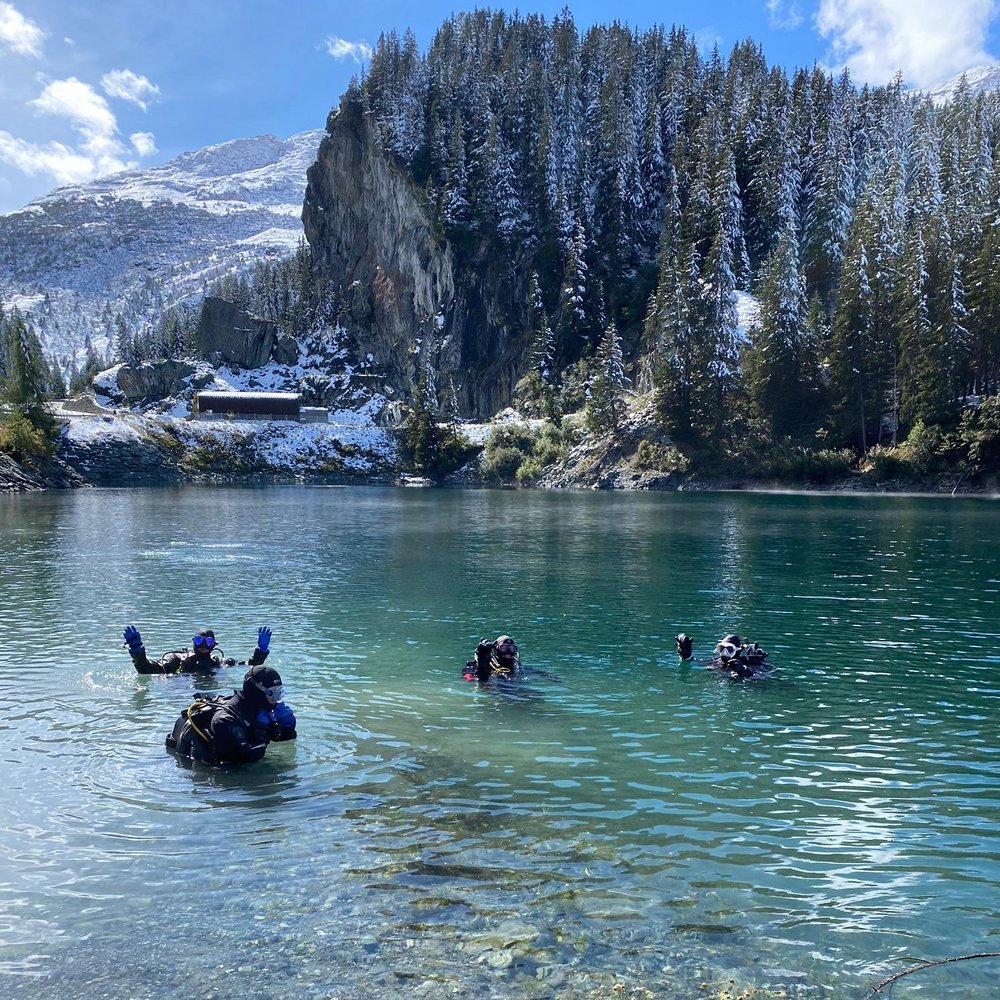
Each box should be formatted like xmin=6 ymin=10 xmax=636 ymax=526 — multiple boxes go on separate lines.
xmin=302 ymin=99 xmax=529 ymax=420
xmin=197 ymin=297 xmax=297 ymax=369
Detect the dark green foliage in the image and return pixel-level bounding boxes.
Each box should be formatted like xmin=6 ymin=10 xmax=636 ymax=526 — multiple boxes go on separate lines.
xmin=1 ymin=310 xmax=55 ymax=457
xmin=481 ymin=421 xmax=574 ymax=484
xmin=481 ymin=443 xmax=528 ymax=483
xmin=400 ymin=373 xmax=476 ymax=481
xmin=755 ymin=443 xmax=855 ymax=484
xmin=0 ymin=412 xmax=52 ymax=459
xmin=481 ymin=424 xmax=535 ymax=482
xmin=634 ymin=439 xmax=690 ymax=474
xmin=959 ymin=395 xmax=1000 ymax=474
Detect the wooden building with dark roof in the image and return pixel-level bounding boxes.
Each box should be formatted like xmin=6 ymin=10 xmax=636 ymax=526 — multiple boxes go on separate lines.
xmin=194 ymin=391 xmax=302 ymax=421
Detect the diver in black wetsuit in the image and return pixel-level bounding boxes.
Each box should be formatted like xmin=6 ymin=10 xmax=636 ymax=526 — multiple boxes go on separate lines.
xmin=675 ymin=632 xmax=773 ymax=679
xmin=165 ymin=664 xmax=297 ymax=765
xmin=463 ymin=635 xmax=521 ymax=683
xmin=123 ymin=625 xmax=271 ymax=674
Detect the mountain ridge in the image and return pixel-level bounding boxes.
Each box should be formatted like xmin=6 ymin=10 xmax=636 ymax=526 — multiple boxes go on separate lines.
xmin=0 ymin=129 xmax=324 ymax=368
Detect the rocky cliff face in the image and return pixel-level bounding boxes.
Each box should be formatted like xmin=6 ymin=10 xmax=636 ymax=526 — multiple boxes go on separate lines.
xmin=302 ymin=100 xmax=530 ymax=420
xmin=197 ymin=297 xmax=299 ymax=369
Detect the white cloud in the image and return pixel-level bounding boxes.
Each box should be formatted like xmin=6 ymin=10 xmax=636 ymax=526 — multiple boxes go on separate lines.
xmin=767 ymin=0 xmax=804 ymax=30
xmin=130 ymin=130 xmax=156 ymax=156
xmin=693 ymin=26 xmax=724 ymax=56
xmin=31 ymin=77 xmax=117 ymax=138
xmin=324 ymin=36 xmax=372 ymax=62
xmin=0 ymin=131 xmax=110 ymax=185
xmin=0 ymin=1 xmax=44 ymax=57
xmin=101 ymin=68 xmax=160 ymax=111
xmin=816 ymin=0 xmax=999 ymax=88
xmin=0 ymin=76 xmax=153 ymax=191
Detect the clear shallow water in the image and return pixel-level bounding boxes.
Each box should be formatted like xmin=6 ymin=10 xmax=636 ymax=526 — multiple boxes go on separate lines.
xmin=1 ymin=485 xmax=999 ymax=999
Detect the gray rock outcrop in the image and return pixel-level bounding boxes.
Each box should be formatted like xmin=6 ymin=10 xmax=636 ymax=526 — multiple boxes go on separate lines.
xmin=196 ymin=297 xmax=285 ymax=369
xmin=114 ymin=360 xmax=199 ymax=403
xmin=0 ymin=451 xmax=90 ymax=492
xmin=302 ymin=98 xmax=530 ymax=420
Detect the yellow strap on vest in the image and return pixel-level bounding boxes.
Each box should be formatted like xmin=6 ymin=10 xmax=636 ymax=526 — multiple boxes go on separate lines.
xmin=186 ymin=700 xmax=214 ymax=743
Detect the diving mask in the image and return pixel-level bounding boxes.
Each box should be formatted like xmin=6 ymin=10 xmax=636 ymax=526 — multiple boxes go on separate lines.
xmin=261 ymin=684 xmax=285 ymax=705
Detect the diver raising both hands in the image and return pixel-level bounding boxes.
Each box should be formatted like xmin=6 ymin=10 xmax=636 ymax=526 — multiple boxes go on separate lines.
xmin=123 ymin=624 xmax=273 ymax=675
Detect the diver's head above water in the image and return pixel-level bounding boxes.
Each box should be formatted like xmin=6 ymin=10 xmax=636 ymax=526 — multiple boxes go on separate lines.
xmin=243 ymin=664 xmax=285 ymax=706
xmin=494 ymin=635 xmax=519 ymax=670
xmin=714 ymin=634 xmax=742 ymax=662
xmin=192 ymin=628 xmax=218 ymax=660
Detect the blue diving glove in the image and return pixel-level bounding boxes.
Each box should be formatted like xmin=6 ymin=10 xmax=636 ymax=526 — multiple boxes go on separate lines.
xmin=256 ymin=626 xmax=272 ymax=652
xmin=123 ymin=625 xmax=144 ymax=653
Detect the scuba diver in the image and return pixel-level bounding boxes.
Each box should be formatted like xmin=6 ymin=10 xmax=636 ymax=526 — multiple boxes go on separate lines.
xmin=123 ymin=625 xmax=271 ymax=675
xmin=675 ymin=632 xmax=773 ymax=679
xmin=165 ymin=664 xmax=297 ymax=765
xmin=463 ymin=635 xmax=521 ymax=683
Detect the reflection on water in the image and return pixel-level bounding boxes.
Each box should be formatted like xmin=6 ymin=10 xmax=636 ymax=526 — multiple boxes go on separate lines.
xmin=1 ymin=486 xmax=999 ymax=998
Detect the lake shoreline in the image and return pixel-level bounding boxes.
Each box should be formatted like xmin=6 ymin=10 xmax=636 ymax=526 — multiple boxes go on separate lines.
xmin=4 ymin=454 xmax=996 ymax=499
xmin=2 ymin=408 xmax=996 ymax=497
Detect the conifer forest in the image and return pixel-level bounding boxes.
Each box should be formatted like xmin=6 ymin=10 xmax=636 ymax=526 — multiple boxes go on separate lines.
xmin=353 ymin=10 xmax=1000 ymax=474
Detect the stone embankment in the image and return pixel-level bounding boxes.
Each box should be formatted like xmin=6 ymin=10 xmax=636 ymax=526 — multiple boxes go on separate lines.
xmin=58 ymin=421 xmax=184 ymax=487
xmin=1 ymin=406 xmax=402 ymax=491
xmin=0 ymin=452 xmax=90 ymax=493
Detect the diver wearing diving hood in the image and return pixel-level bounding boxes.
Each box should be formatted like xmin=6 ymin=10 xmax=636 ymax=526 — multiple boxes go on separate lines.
xmin=123 ymin=625 xmax=272 ymax=674
xmin=165 ymin=663 xmax=297 ymax=765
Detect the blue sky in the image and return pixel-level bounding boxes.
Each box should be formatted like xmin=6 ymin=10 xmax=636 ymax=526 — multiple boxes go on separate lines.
xmin=2 ymin=0 xmax=999 ymax=215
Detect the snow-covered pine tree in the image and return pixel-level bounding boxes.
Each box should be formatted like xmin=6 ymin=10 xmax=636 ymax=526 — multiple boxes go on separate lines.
xmin=556 ymin=220 xmax=589 ymax=360
xmin=744 ymin=222 xmax=820 ymax=439
xmin=2 ymin=312 xmax=54 ymax=448
xmin=586 ymin=320 xmax=628 ymax=433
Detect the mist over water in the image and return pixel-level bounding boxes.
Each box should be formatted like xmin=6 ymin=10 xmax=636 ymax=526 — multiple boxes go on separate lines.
xmin=2 ymin=486 xmax=999 ymax=998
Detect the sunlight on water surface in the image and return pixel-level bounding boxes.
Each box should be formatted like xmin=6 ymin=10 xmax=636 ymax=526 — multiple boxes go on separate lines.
xmin=1 ymin=486 xmax=999 ymax=998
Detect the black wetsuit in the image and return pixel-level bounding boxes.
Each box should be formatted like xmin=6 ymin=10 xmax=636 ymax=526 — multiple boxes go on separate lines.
xmin=130 ymin=645 xmax=268 ymax=675
xmin=166 ymin=685 xmax=297 ymax=765
xmin=464 ymin=641 xmax=520 ymax=683
xmin=718 ymin=647 xmax=772 ymax=679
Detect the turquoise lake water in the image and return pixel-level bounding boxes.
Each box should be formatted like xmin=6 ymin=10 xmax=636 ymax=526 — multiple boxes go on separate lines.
xmin=1 ymin=486 xmax=999 ymax=999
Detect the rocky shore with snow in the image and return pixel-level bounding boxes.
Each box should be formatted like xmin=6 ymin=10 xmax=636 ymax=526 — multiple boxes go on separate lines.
xmin=0 ymin=401 xmax=403 ymax=493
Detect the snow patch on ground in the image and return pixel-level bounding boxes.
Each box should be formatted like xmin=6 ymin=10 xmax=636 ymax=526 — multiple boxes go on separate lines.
xmin=62 ymin=414 xmax=147 ymax=444
xmin=171 ymin=416 xmax=397 ymax=470
xmin=459 ymin=407 xmax=545 ymax=445
xmin=59 ymin=404 xmax=398 ymax=474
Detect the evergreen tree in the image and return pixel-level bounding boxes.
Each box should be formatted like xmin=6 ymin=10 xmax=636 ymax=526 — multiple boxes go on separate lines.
xmin=49 ymin=356 xmax=68 ymax=399
xmin=1 ymin=312 xmax=55 ymax=455
xmin=744 ymin=222 xmax=821 ymax=438
xmin=556 ymin=220 xmax=589 ymax=359
xmin=115 ymin=314 xmax=138 ymax=366
xmin=521 ymin=271 xmax=560 ymax=420
xmin=649 ymin=167 xmax=697 ymax=436
xmin=400 ymin=368 xmax=470 ymax=480
xmin=827 ymin=181 xmax=900 ymax=450
xmin=586 ymin=320 xmax=628 ymax=433
xmin=441 ymin=114 xmax=471 ymax=232
xmin=964 ymin=162 xmax=1000 ymax=396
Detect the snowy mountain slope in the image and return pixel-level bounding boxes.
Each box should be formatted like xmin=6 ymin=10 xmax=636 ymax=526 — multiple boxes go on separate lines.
xmin=0 ymin=130 xmax=324 ymax=367
xmin=919 ymin=64 xmax=1000 ymax=103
